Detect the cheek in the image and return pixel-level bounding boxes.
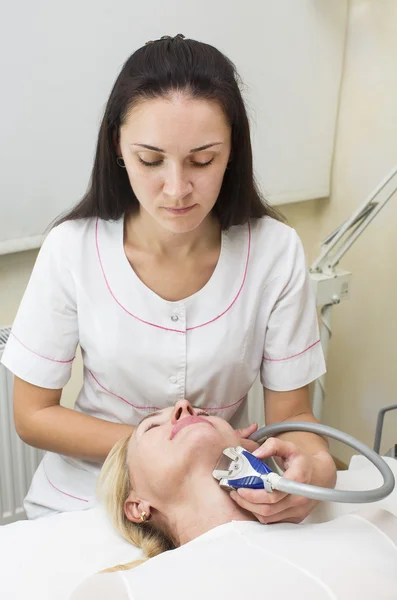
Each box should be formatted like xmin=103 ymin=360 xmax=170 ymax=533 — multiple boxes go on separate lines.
xmin=197 ymin=168 xmax=226 ymax=199
xmin=129 ymin=453 xmax=162 ymax=497
xmin=214 ymin=421 xmax=241 ymax=447
xmin=132 ymin=436 xmax=175 ymax=479
xmin=136 ymin=455 xmax=184 ymax=500
xmin=127 ymin=168 xmax=162 ymax=200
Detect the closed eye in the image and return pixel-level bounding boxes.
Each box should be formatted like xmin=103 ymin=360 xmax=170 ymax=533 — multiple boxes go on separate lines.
xmin=145 ymin=422 xmax=160 ymax=433
xmin=139 ymin=158 xmax=163 ymax=167
xmin=196 ymin=410 xmax=210 ymax=417
xmin=138 ymin=157 xmax=214 ymax=168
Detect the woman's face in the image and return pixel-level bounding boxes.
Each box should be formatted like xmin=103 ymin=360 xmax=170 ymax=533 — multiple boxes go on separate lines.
xmin=117 ymin=94 xmax=232 ymax=234
xmin=127 ymin=400 xmax=240 ymax=504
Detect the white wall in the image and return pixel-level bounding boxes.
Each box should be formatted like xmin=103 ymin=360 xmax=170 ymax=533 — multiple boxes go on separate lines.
xmin=0 ymin=0 xmax=347 ymax=253
xmin=284 ymin=0 xmax=397 ymax=462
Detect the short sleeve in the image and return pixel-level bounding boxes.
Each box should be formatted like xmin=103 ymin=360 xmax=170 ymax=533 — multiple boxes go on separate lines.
xmin=261 ymin=229 xmax=326 ymax=391
xmin=69 ymin=573 xmax=132 ymax=600
xmin=1 ymin=224 xmax=78 ymax=389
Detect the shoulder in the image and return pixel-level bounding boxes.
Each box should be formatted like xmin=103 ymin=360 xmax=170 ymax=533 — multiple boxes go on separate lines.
xmin=224 ymin=218 xmax=306 ymax=287
xmin=39 ymin=218 xmax=98 ymax=268
xmin=251 ymin=216 xmax=301 ymax=255
xmin=243 ymin=217 xmax=307 ymax=282
xmin=44 ymin=217 xmax=97 ymax=248
xmin=228 ymin=217 xmax=301 ymax=254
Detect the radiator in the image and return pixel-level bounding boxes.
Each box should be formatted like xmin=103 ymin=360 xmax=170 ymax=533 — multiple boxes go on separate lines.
xmin=0 ymin=327 xmax=43 ymax=525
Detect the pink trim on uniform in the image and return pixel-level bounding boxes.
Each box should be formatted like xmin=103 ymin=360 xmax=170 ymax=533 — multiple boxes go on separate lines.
xmin=89 ymin=370 xmax=162 ymax=411
xmin=202 ymin=397 xmax=245 ymax=411
xmin=263 ymin=339 xmax=321 ymax=362
xmin=89 ymin=370 xmax=245 ymax=414
xmin=43 ymin=464 xmax=89 ymax=503
xmin=95 ymin=219 xmax=184 ymax=333
xmin=187 ymin=223 xmax=251 ymax=332
xmin=95 ymin=218 xmax=251 ymax=332
xmin=10 ymin=331 xmax=75 ymax=363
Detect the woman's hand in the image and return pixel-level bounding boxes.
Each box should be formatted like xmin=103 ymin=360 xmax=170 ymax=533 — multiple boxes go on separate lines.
xmin=234 ymin=423 xmax=260 ymax=453
xmin=229 ymin=437 xmax=337 ymax=524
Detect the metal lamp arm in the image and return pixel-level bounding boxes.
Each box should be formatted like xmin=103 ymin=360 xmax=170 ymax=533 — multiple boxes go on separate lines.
xmin=311 ymin=165 xmax=397 ymax=274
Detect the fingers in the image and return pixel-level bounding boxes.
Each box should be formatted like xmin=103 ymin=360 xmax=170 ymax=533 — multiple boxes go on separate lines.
xmin=230 ymin=489 xmax=315 ymax=524
xmin=230 ymin=489 xmax=289 ymax=515
xmin=232 ymin=487 xmax=288 ymax=505
xmin=236 ymin=423 xmax=258 ymax=439
xmin=253 ymin=437 xmax=300 ymax=463
xmin=239 ymin=439 xmax=260 ymax=453
xmin=228 ymin=440 xmax=320 ymax=525
xmin=235 ymin=423 xmax=259 ymax=452
xmin=250 ymin=503 xmax=315 ymax=525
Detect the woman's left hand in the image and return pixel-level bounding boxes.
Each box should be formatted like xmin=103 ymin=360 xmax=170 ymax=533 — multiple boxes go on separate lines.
xmin=234 ymin=423 xmax=260 ymax=453
xmin=229 ymin=437 xmax=337 ymax=524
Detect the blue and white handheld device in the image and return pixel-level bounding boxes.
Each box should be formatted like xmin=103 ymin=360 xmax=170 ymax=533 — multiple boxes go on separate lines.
xmin=211 ymin=421 xmax=395 ymax=503
xmin=212 ymin=446 xmax=278 ymax=492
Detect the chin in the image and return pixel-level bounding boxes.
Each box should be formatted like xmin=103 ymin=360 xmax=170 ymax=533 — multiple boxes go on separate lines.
xmin=156 ymin=210 xmax=207 ymax=232
xmin=178 ymin=424 xmax=237 ymax=457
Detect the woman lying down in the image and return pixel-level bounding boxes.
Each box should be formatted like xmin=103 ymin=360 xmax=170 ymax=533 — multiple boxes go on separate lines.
xmin=70 ymin=401 xmax=397 ymax=600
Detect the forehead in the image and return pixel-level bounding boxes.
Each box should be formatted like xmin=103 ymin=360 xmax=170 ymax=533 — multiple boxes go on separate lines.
xmin=127 ymin=408 xmax=168 ymax=459
xmin=124 ymin=95 xmax=230 ymax=140
xmin=138 ymin=408 xmax=166 ymax=427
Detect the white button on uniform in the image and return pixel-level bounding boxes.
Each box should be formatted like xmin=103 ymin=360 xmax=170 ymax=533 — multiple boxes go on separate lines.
xmin=171 ymin=314 xmax=179 ymax=322
xmin=169 ymin=376 xmax=177 ymax=384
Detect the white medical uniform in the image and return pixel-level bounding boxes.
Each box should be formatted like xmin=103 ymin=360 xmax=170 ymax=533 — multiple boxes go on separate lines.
xmin=1 ymin=215 xmax=325 ymax=516
xmin=70 ymin=509 xmax=397 ymax=600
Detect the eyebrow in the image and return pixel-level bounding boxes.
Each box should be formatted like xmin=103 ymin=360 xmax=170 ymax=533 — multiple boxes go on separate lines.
xmin=131 ymin=142 xmax=223 ymax=154
xmin=138 ymin=410 xmax=164 ymax=427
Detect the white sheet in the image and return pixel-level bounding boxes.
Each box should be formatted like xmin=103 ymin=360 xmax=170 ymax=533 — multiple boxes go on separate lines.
xmin=71 ymin=511 xmax=397 ymax=600
xmin=0 ymin=457 xmax=396 ymax=600
xmin=0 ymin=506 xmax=142 ymax=600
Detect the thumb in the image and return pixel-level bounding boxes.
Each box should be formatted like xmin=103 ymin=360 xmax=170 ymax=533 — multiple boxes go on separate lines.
xmin=253 ymin=437 xmax=298 ymax=461
xmin=235 ymin=423 xmax=258 ymax=439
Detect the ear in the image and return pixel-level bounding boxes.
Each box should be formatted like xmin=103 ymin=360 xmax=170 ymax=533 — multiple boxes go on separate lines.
xmin=124 ymin=491 xmax=151 ymax=524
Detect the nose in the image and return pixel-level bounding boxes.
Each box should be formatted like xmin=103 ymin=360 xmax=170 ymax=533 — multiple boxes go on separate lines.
xmin=163 ymin=164 xmax=193 ymax=202
xmin=171 ymin=399 xmax=195 ymax=424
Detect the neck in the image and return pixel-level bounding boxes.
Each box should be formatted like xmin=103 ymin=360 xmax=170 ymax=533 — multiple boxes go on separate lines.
xmin=158 ymin=474 xmax=256 ymax=546
xmin=125 ymin=209 xmax=220 ymax=258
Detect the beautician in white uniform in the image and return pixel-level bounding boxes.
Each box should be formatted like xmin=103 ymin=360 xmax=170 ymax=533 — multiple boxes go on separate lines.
xmin=1 ymin=34 xmax=335 ymax=520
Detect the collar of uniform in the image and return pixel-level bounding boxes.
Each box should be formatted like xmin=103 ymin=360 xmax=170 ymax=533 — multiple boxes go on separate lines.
xmin=95 ymin=215 xmax=250 ymax=333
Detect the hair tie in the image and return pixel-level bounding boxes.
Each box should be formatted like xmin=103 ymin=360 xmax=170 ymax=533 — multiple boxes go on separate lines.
xmin=145 ymin=34 xmax=185 ymax=46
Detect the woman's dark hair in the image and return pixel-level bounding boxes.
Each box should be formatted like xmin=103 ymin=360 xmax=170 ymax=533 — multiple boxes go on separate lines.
xmin=55 ymin=34 xmax=283 ymax=229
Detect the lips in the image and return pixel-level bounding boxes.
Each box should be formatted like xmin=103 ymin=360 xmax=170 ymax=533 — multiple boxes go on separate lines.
xmin=163 ymin=205 xmax=196 ymax=215
xmin=170 ymin=415 xmax=213 ymax=439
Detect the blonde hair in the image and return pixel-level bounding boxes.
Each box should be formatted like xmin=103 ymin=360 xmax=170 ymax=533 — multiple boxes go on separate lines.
xmin=97 ymin=435 xmax=176 ymax=573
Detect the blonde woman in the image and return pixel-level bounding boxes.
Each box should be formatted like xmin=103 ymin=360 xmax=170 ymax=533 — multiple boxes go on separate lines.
xmin=70 ymin=400 xmax=397 ymax=600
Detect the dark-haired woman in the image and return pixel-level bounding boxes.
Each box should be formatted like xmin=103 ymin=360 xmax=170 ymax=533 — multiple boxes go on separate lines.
xmin=1 ymin=35 xmax=335 ymax=520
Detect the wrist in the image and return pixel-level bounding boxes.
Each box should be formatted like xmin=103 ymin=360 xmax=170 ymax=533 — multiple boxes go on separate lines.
xmin=312 ymin=450 xmax=337 ymax=488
